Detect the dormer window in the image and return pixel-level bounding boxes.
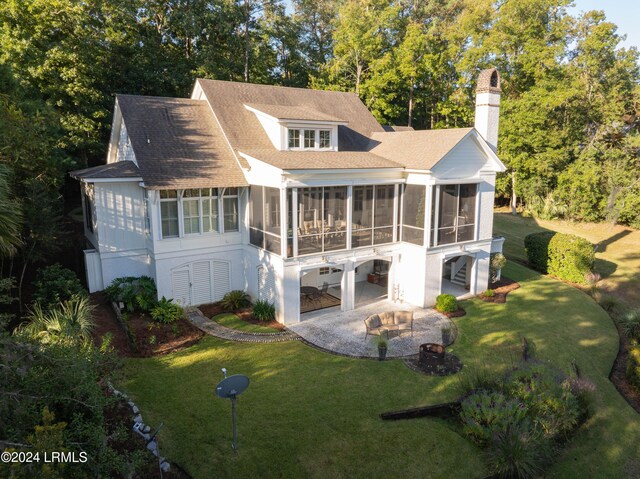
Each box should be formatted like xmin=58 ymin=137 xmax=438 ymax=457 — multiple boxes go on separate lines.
xmin=288 ymin=129 xmax=300 ymax=148
xmin=287 ymin=128 xmax=332 ymax=150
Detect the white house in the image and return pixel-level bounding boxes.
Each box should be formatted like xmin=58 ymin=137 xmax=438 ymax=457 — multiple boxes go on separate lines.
xmin=71 ymin=69 xmax=506 ymax=325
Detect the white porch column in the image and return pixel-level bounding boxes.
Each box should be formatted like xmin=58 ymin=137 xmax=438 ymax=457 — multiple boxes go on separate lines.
xmin=280 ymin=264 xmax=301 ymax=324
xmin=341 ymin=261 xmax=356 ymax=311
xmin=473 ymin=249 xmax=491 ymax=295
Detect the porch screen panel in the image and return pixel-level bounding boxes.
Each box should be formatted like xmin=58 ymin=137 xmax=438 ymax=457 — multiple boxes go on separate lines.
xmin=249 ymin=186 xmax=264 ymax=248
xmin=263 ymin=187 xmax=281 ymax=254
xmin=402 ymin=184 xmax=425 ymax=246
xmin=351 ymin=185 xmax=373 ymax=248
xmin=298 ymin=188 xmax=322 ymax=255
xmin=373 ymin=184 xmax=394 ymax=245
xmin=457 ymin=184 xmax=477 ymax=242
xmin=323 ymin=186 xmax=347 ymax=251
xmin=249 ymin=186 xmax=281 ymax=254
xmin=438 ymin=185 xmax=457 ymax=245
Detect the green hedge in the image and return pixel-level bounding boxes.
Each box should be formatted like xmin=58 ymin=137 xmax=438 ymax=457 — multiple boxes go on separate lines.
xmin=524 ymin=232 xmax=594 ymax=284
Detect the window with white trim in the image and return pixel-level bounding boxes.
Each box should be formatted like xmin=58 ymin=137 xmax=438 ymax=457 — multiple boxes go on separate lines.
xmin=223 ymin=188 xmax=239 ymax=232
xmin=160 ymin=190 xmax=179 ymax=238
xmin=159 ymin=188 xmax=238 ymax=239
xmin=287 ymin=128 xmax=332 ymax=150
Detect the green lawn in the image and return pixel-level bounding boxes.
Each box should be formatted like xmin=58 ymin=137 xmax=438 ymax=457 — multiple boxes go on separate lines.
xmin=213 ymin=313 xmax=279 ymax=333
xmin=120 ymin=263 xmax=640 ymax=478
xmin=494 ymin=209 xmax=640 ymax=310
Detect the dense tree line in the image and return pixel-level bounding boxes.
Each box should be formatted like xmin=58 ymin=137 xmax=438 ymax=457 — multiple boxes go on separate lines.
xmin=0 ymin=1 xmax=638 ymax=292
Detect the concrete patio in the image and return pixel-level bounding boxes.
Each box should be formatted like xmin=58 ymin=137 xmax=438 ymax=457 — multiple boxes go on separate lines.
xmin=289 ymin=298 xmax=453 ymax=358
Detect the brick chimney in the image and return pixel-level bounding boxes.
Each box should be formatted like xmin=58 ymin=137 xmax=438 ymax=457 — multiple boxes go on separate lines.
xmin=474 ymin=68 xmax=501 ymax=152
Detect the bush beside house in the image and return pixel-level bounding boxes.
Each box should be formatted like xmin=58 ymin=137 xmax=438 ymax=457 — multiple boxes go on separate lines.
xmin=524 ymin=232 xmax=594 ymax=284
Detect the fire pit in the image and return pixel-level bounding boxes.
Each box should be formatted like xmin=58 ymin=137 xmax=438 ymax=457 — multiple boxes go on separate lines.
xmin=419 ymin=343 xmax=446 ymax=367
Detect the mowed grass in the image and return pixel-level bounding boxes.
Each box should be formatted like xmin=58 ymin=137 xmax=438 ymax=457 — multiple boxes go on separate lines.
xmin=494 ymin=208 xmax=640 ymax=310
xmin=120 ymin=263 xmax=640 ymax=479
xmin=213 ymin=313 xmax=278 ymax=333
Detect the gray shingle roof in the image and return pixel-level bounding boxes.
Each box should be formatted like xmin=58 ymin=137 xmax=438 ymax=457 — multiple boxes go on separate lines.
xmin=116 ymin=95 xmax=247 ymax=189
xmin=70 ymin=161 xmax=141 ymax=180
xmin=245 ymin=103 xmax=346 ymax=123
xmin=197 ymin=80 xmax=385 ymax=152
xmin=239 ymin=149 xmax=402 ymax=170
xmin=369 ymin=128 xmax=474 ymax=170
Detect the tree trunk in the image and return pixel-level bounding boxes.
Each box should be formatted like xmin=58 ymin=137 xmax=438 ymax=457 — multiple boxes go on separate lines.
xmin=511 ymin=172 xmax=518 ymax=215
xmin=408 ymin=83 xmax=414 ymax=127
xmin=244 ymin=0 xmax=250 ymax=83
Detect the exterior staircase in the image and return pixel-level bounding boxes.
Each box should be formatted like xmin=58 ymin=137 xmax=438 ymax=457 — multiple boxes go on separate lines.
xmin=450 ymin=260 xmax=468 ymax=287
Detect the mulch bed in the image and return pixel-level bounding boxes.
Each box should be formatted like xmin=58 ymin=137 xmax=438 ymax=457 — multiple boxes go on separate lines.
xmin=477 ymin=277 xmax=521 ymax=303
xmin=443 ymin=307 xmax=466 ymax=318
xmin=91 ymin=293 xmax=203 ymax=358
xmin=198 ymin=303 xmax=285 ymax=331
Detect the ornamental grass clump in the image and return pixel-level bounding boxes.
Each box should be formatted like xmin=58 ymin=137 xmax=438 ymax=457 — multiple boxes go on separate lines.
xmin=458 ymin=362 xmax=592 ymax=479
xmin=252 ymin=300 xmax=275 ymax=322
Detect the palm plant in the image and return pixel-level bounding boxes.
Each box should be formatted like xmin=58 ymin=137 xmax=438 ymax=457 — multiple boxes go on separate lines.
xmin=0 ymin=164 xmax=22 ymax=257
xmin=18 ymin=295 xmax=96 ymax=345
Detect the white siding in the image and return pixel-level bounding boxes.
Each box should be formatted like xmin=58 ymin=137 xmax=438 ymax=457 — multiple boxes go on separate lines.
xmin=116 ymin=119 xmax=137 ymax=164
xmin=257 ymin=265 xmax=277 ymax=304
xmin=432 ymin=136 xmax=488 ymax=179
xmin=477 ymin=173 xmax=496 ymax=240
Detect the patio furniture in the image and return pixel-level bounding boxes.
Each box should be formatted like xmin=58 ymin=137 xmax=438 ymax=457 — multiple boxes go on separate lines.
xmin=301 ymin=286 xmax=320 ymax=301
xmin=364 ymin=311 xmax=414 ymax=339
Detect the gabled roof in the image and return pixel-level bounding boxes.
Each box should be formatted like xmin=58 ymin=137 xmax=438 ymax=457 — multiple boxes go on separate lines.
xmin=239 ymin=149 xmax=401 ymax=171
xmin=197 ymin=80 xmax=385 ymax=152
xmin=369 ymin=128 xmax=475 ymax=170
xmin=245 ymin=103 xmax=346 ymax=123
xmin=70 ymin=161 xmax=141 ymax=180
xmin=115 ymin=95 xmax=247 ymax=189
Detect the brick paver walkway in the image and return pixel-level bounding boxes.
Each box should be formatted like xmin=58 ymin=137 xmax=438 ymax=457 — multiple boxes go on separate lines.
xmin=186 ymin=308 xmax=300 ymax=343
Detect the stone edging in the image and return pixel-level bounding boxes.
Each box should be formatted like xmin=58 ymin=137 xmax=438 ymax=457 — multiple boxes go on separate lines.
xmin=186 ymin=308 xmax=301 ymax=343
xmin=107 ymin=382 xmax=170 ymax=473
xmin=110 ymin=301 xmax=139 ymax=353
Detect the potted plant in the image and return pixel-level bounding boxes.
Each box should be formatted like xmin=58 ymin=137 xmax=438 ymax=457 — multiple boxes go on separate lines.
xmin=441 ymin=326 xmax=453 ymax=345
xmin=376 ymin=335 xmax=388 ymax=361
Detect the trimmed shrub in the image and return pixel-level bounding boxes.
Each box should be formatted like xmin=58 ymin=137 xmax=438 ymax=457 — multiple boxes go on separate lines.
xmin=220 ymin=290 xmax=251 ymax=311
xmin=483 ymin=289 xmax=495 ymax=298
xmin=435 ymin=294 xmax=458 ymax=313
xmin=150 ymin=297 xmax=183 ymax=324
xmin=33 ymin=264 xmax=87 ymax=309
xmin=547 ymin=234 xmax=595 ymax=284
xmin=523 ymin=232 xmax=555 ymax=272
xmin=252 ymin=300 xmax=275 ymax=322
xmin=104 ymin=276 xmax=157 ymax=313
xmin=524 ymin=232 xmax=594 ymax=284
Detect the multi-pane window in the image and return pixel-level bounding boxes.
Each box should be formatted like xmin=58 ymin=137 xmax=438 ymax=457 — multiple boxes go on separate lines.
xmin=182 ymin=189 xmax=200 ymax=234
xmin=431 ymin=184 xmax=477 ymax=246
xmin=304 ymin=129 xmax=315 ymax=148
xmin=160 ymin=190 xmax=179 ymax=238
xmin=202 ymin=188 xmax=219 ymax=232
xmin=287 ymin=128 xmax=333 ymax=150
xmin=158 ymin=188 xmax=239 ymax=238
xmin=223 ymin=188 xmax=239 ymax=232
xmin=319 ymin=130 xmax=331 ymax=148
xmin=288 ymin=129 xmax=300 ymax=148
